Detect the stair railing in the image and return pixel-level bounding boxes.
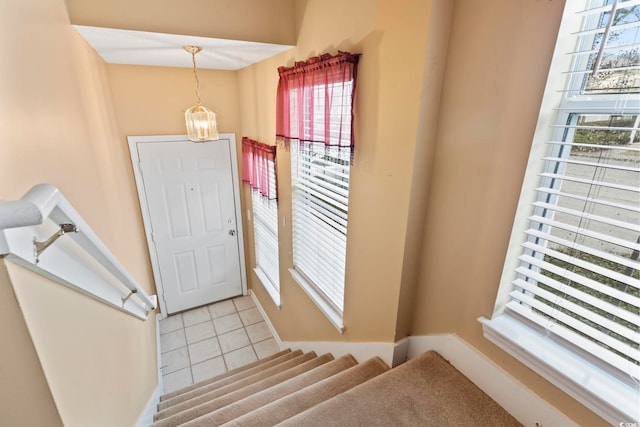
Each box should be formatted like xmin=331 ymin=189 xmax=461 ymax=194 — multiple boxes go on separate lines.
xmin=0 ymin=183 xmax=157 ymax=319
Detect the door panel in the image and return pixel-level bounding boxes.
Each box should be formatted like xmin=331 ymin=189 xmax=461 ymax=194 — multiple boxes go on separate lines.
xmin=136 ymin=138 xmax=243 ymax=314
xmin=164 ymin=184 xmax=192 ymax=238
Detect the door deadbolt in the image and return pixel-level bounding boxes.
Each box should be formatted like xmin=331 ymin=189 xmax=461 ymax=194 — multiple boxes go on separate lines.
xmin=229 ymin=229 xmax=236 ymax=236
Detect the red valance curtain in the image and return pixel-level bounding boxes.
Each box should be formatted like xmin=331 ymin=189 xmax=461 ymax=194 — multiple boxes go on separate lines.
xmin=276 ymin=51 xmax=359 ymax=153
xmin=241 ymin=137 xmax=277 ymax=200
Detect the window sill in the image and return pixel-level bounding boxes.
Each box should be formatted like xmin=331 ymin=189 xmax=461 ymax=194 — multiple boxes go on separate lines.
xmin=289 ymin=268 xmax=345 ymax=334
xmin=479 ymin=314 xmax=639 ymax=424
xmin=254 ymin=267 xmax=280 ymax=309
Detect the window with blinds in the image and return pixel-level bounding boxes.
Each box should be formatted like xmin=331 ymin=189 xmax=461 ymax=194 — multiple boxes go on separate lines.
xmin=278 ymin=52 xmax=358 ymax=331
xmin=289 ymin=81 xmax=354 ymax=327
xmin=484 ymin=0 xmax=639 ymax=422
xmin=516 ymin=0 xmax=639 ymax=377
xmin=291 ymin=141 xmax=350 ymax=314
xmin=242 ymin=137 xmax=280 ymax=306
xmin=514 ymin=111 xmax=639 ymax=376
xmin=252 ymin=164 xmax=280 ymax=305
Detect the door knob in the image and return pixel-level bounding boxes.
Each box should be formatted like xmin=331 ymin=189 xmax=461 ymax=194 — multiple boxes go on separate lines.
xmin=229 ymin=229 xmax=236 ymax=236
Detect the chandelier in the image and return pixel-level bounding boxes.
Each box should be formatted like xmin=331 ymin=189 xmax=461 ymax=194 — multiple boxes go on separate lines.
xmin=183 ymin=45 xmax=219 ymax=142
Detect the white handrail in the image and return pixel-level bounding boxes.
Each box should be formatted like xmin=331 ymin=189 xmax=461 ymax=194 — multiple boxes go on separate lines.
xmin=0 ymin=184 xmax=157 ymax=320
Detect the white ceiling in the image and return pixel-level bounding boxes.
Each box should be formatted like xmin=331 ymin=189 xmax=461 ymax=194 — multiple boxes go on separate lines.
xmin=73 ymin=26 xmax=294 ymax=71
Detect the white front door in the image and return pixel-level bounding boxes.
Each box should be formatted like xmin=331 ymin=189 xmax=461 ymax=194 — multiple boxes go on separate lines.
xmin=129 ymin=134 xmax=246 ymax=314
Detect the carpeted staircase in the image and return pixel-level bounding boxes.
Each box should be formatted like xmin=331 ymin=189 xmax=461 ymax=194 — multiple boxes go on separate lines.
xmin=151 ymin=349 xmax=522 ymax=426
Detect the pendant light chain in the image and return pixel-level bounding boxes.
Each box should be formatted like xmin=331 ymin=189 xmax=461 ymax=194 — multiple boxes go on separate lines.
xmin=191 ymin=50 xmax=202 ymax=106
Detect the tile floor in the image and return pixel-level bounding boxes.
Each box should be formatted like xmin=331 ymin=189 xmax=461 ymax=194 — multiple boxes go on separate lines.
xmin=158 ymin=295 xmax=281 ymax=394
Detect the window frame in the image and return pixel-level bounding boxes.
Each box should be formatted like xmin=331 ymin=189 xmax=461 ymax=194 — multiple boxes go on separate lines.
xmin=480 ymin=1 xmax=640 ymax=423
xmin=251 ymin=188 xmax=280 ymax=307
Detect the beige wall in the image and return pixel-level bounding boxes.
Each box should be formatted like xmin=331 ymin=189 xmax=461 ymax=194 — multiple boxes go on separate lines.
xmin=107 ymin=64 xmax=240 ymax=139
xmin=66 ymin=0 xmax=297 ymax=45
xmin=0 ymin=0 xmax=157 ymax=425
xmin=0 ymin=261 xmax=62 ymax=427
xmin=238 ymin=0 xmax=435 ymax=343
xmin=6 ymin=263 xmax=158 ymax=427
xmin=394 ymin=0 xmax=454 ymax=339
xmin=410 ymin=1 xmax=605 ymax=426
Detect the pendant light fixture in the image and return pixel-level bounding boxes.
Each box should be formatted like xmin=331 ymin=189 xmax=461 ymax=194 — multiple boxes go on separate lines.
xmin=184 ymin=45 xmax=219 ymax=142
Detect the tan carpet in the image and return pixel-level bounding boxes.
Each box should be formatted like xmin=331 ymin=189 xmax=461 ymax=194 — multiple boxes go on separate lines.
xmin=277 ymin=351 xmax=522 ymax=427
xmin=158 ymin=350 xmax=302 ymax=410
xmin=221 ymin=356 xmax=390 ymax=427
xmin=182 ymin=354 xmax=360 ymax=426
xmin=157 ymin=351 xmax=311 ymax=414
xmin=152 ymin=349 xmax=522 ymax=426
xmin=152 ymin=353 xmax=330 ymax=427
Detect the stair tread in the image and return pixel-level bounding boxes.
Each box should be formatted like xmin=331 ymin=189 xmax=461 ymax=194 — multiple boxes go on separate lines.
xmin=160 ymin=348 xmax=292 ymax=402
xmin=153 ymin=352 xmax=319 ymax=422
xmin=183 ymin=354 xmax=360 ymax=427
xmin=152 ymin=352 xmax=332 ymax=427
xmin=277 ymin=351 xmax=522 ymax=427
xmin=221 ymin=356 xmax=389 ymax=427
xmin=152 ymin=349 xmax=522 ymax=427
xmin=158 ymin=349 xmax=303 ymax=411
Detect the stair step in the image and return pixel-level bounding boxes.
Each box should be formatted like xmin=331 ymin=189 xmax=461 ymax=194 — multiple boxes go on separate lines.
xmin=152 ymin=352 xmax=332 ymax=427
xmin=277 ymin=351 xmax=521 ymax=427
xmin=183 ymin=354 xmax=360 ymax=426
xmin=160 ymin=348 xmax=292 ymax=402
xmin=158 ymin=350 xmax=303 ymax=411
xmin=152 ymin=349 xmax=521 ymax=427
xmin=221 ymin=356 xmax=389 ymax=427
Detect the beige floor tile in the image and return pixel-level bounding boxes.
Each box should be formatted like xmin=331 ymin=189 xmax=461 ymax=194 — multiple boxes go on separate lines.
xmin=238 ymin=307 xmax=263 ymax=326
xmin=159 ymin=297 xmax=277 ymax=394
xmin=253 ymin=338 xmax=281 ymax=360
xmin=218 ymin=328 xmax=251 ymax=353
xmin=160 ymin=329 xmax=187 ymax=352
xmin=188 ymin=337 xmax=222 ymax=364
xmin=160 ymin=347 xmax=190 ymax=374
xmin=233 ymin=295 xmax=255 ymax=311
xmin=182 ymin=306 xmax=211 ymax=326
xmin=213 ymin=313 xmax=243 ymax=335
xmin=223 ymin=346 xmax=258 ymax=370
xmin=159 ymin=314 xmax=184 ymax=335
xmin=185 ymin=321 xmax=215 ymax=344
xmin=191 ymin=356 xmax=227 ymax=383
xmin=162 ymin=367 xmax=193 ymax=394
xmin=246 ymin=322 xmax=272 ymax=344
xmin=208 ymin=299 xmax=237 ymax=319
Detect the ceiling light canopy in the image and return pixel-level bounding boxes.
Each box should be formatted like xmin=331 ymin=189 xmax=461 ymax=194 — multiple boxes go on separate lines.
xmin=184 ymin=45 xmax=219 ymax=142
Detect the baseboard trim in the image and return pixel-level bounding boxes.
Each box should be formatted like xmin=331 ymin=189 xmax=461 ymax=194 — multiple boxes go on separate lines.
xmin=278 ymin=340 xmax=401 ymax=367
xmin=407 ymin=334 xmax=579 ymax=427
xmin=248 ymin=290 xmax=407 ymax=367
xmin=135 ymin=314 xmax=163 ymax=427
xmin=135 ymin=384 xmax=161 ymax=427
xmin=248 ymin=290 xmax=282 ymax=347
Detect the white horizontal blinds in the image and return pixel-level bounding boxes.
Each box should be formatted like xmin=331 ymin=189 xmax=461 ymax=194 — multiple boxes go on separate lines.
xmin=510 ymin=0 xmax=640 ymax=379
xmin=291 ymin=141 xmax=350 ymax=312
xmin=252 ymin=189 xmax=280 ymax=293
